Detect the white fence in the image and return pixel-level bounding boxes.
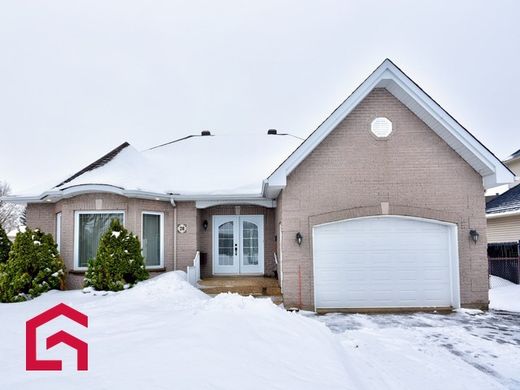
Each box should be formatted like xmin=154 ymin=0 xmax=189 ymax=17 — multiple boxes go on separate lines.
xmin=187 ymin=251 xmax=201 ymax=286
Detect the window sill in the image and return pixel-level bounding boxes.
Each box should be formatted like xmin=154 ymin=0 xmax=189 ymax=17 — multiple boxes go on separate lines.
xmin=69 ymin=269 xmax=87 ymax=275
xmin=69 ymin=267 xmax=165 ymax=275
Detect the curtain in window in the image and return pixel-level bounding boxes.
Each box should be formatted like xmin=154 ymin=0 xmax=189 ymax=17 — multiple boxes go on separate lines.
xmin=143 ymin=214 xmax=161 ymax=267
xmin=78 ymin=213 xmax=123 ymax=267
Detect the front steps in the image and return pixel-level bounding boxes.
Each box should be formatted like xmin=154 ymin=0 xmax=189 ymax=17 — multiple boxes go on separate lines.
xmin=198 ymin=276 xmax=283 ymax=305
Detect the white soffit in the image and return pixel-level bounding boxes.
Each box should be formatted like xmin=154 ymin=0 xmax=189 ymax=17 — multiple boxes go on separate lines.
xmin=266 ymin=59 xmax=514 ymax=193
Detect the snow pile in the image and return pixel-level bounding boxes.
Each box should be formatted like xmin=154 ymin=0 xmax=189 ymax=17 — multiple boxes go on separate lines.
xmin=489 ymin=275 xmax=520 ymax=312
xmin=490 ymin=275 xmax=514 ymax=289
xmin=0 ymin=271 xmax=357 ymax=390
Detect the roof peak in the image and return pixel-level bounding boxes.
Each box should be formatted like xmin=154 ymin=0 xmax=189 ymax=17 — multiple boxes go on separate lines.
xmin=55 ymin=142 xmax=130 ymax=188
xmin=145 ymin=131 xmax=304 ymax=151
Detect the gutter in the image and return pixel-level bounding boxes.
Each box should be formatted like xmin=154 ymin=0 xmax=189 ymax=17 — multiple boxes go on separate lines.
xmin=171 ymin=196 xmax=177 ymax=272
xmin=486 ymin=209 xmax=520 ymax=219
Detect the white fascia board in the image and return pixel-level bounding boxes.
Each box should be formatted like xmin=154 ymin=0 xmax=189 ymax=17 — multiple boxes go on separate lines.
xmin=264 ymin=59 xmax=514 ymax=193
xmin=382 ymin=64 xmax=512 ymax=187
xmin=486 ymin=210 xmax=520 ymax=219
xmin=3 ymin=183 xmax=276 ymax=205
xmin=270 ymin=64 xmax=385 ymax=182
xmin=0 ymin=195 xmax=33 ymax=204
xmin=195 ymin=199 xmax=276 ymax=209
xmin=3 ymin=184 xmax=173 ymax=204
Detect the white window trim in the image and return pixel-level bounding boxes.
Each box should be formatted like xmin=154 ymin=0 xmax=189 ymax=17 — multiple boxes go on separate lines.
xmin=56 ymin=212 xmax=62 ymax=253
xmin=141 ymin=211 xmax=165 ymax=270
xmin=74 ymin=210 xmax=125 ymax=271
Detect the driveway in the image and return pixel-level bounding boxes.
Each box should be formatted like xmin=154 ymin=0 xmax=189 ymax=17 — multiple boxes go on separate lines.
xmin=305 ymin=310 xmax=520 ymax=389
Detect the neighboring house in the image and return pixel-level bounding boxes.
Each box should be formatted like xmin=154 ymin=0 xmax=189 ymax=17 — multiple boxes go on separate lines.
xmin=487 ymin=150 xmax=520 ymax=244
xmin=485 ymin=149 xmax=520 ymax=202
xmin=486 ymin=163 xmax=520 ymax=284
xmin=503 ymin=149 xmax=520 ymax=184
xmin=2 ymin=59 xmax=514 ymax=311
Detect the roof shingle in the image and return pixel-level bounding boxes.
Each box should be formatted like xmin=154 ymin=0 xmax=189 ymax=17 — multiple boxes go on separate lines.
xmin=486 ymin=184 xmax=520 ymax=214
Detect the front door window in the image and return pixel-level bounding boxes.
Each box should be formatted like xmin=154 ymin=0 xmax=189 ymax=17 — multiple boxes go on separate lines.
xmin=218 ymin=221 xmax=235 ymax=266
xmin=242 ymin=221 xmax=259 ymax=266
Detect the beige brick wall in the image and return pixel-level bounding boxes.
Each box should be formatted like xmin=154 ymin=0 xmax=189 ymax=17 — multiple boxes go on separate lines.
xmin=197 ymin=205 xmax=276 ymax=278
xmin=27 ymin=194 xmax=176 ymax=289
xmin=175 ymin=201 xmax=199 ymax=272
xmin=26 ymin=197 xmax=274 ymax=288
xmin=278 ymin=88 xmax=489 ymax=310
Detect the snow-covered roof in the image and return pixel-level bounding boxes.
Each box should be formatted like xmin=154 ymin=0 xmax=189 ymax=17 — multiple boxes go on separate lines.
xmin=6 ymin=132 xmax=303 ymax=204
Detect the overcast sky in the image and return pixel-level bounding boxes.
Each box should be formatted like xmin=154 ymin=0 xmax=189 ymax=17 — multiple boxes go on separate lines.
xmin=1 ymin=0 xmax=519 ymax=192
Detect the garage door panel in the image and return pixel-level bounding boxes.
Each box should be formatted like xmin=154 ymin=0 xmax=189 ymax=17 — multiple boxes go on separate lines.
xmin=314 ymin=216 xmax=457 ymax=309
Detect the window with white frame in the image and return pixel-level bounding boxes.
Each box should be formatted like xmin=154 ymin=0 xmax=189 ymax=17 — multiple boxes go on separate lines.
xmin=142 ymin=212 xmax=164 ymax=268
xmin=56 ymin=212 xmax=62 ymax=253
xmin=74 ymin=211 xmax=124 ymax=268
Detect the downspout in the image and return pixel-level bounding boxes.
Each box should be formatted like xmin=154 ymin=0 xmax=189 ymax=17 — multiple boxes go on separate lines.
xmin=170 ymin=196 xmax=177 ymax=271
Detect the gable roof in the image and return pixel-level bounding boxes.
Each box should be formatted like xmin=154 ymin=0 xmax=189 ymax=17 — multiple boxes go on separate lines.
xmin=486 ymin=184 xmax=520 ymax=215
xmin=264 ymin=59 xmax=514 ymax=197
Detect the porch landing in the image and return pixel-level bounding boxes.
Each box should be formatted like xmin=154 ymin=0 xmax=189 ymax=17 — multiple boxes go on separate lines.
xmin=198 ymin=276 xmax=283 ymax=304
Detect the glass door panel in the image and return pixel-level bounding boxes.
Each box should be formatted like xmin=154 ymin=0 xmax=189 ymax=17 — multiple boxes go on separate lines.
xmin=239 ymin=216 xmax=264 ymax=274
xmin=213 ymin=216 xmax=239 ymax=274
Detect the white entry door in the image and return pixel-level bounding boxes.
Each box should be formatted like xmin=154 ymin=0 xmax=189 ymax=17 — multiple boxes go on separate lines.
xmin=213 ymin=215 xmax=264 ymax=275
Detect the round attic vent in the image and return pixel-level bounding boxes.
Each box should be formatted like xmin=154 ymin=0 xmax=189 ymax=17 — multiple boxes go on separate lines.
xmin=370 ymin=117 xmax=392 ymax=138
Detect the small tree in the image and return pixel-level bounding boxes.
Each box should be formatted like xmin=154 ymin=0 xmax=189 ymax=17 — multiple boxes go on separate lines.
xmin=84 ymin=219 xmax=148 ymax=291
xmin=0 ymin=224 xmax=10 ymax=264
xmin=0 ymin=227 xmax=65 ymax=303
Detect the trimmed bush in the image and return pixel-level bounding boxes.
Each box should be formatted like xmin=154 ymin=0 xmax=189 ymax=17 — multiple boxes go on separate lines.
xmin=0 ymin=227 xmax=65 ymax=302
xmin=0 ymin=224 xmax=10 ymax=264
xmin=84 ymin=219 xmax=148 ymax=291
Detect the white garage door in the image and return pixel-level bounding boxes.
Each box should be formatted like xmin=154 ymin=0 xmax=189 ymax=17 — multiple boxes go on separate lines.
xmin=313 ymin=216 xmax=459 ymax=310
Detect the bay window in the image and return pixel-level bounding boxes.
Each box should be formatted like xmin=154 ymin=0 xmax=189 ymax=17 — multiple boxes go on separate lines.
xmin=74 ymin=211 xmax=125 ymax=269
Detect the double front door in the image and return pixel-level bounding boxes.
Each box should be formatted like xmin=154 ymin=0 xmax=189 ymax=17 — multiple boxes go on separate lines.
xmin=213 ymin=215 xmax=264 ymax=274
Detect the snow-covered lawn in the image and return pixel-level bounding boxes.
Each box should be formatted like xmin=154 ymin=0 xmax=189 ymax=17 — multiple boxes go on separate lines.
xmin=1 ymin=272 xmax=519 ymax=389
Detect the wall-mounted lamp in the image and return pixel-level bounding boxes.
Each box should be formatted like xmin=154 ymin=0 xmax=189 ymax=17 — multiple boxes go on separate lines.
xmin=202 ymin=220 xmax=208 ymax=231
xmin=469 ymin=229 xmax=479 ymax=244
xmin=296 ymin=232 xmax=303 ymax=246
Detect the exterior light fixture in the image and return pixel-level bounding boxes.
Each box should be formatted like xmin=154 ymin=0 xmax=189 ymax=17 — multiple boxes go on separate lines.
xmin=469 ymin=229 xmax=479 ymax=244
xmin=202 ymin=220 xmax=208 ymax=231
xmin=296 ymin=232 xmax=303 ymax=246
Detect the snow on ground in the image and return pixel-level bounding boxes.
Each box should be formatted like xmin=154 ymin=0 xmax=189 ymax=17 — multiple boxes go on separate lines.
xmin=303 ymin=276 xmax=520 ymax=390
xmin=307 ymin=310 xmax=520 ymax=390
xmin=1 ymin=272 xmax=520 ymax=389
xmin=490 ymin=276 xmax=520 ymax=312
xmin=0 ymin=272 xmax=359 ymax=390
